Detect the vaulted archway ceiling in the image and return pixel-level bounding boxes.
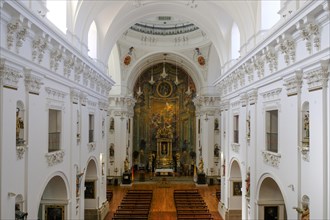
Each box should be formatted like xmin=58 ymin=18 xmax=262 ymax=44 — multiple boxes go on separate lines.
xmin=72 ymin=1 xmax=257 ymax=95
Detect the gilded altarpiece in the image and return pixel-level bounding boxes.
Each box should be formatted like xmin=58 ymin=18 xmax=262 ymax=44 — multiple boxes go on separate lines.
xmin=133 ymin=62 xmax=196 ymax=167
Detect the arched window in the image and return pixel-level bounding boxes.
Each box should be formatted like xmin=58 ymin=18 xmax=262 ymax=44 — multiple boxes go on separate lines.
xmin=46 ymin=0 xmax=67 ymax=33
xmin=231 ymin=23 xmax=240 ymax=60
xmin=261 ymin=0 xmax=280 ymax=30
xmin=88 ymin=21 xmax=97 ymax=59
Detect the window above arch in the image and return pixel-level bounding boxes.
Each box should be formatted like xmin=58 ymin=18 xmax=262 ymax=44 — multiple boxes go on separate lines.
xmin=261 ymin=0 xmax=280 ymax=30
xmin=46 ymin=0 xmax=67 ymax=33
xmin=231 ymin=22 xmax=240 ymax=60
xmin=88 ymin=21 xmax=97 ymax=59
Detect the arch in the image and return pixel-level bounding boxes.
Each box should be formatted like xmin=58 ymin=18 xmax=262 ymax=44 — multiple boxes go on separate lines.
xmin=46 ymin=0 xmax=67 ymax=33
xmin=231 ymin=22 xmax=240 ymax=60
xmin=228 ymin=158 xmax=243 ymax=218
xmin=88 ymin=21 xmax=97 ymax=59
xmin=37 ymin=172 xmax=70 ymax=220
xmin=256 ymin=173 xmax=288 ymax=219
xmin=261 ymin=0 xmax=280 ymax=30
xmin=84 ymin=157 xmax=99 ymax=213
xmin=126 ymin=52 xmax=203 ymax=95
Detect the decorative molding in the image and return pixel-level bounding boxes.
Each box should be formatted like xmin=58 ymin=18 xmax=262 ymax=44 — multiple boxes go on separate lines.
xmin=45 ymin=150 xmax=65 ymax=166
xmin=260 ymin=88 xmax=282 ymax=101
xmin=248 ymin=89 xmax=258 ymax=105
xmin=87 ymin=100 xmax=98 ymax=107
xmin=231 ymin=100 xmax=240 ymax=109
xmin=304 ymin=60 xmax=329 ymax=91
xmin=16 ymin=146 xmax=27 ymax=160
xmin=15 ymin=25 xmax=27 ymax=53
xmin=71 ymin=88 xmax=80 ymax=104
xmin=300 ymin=23 xmax=320 ymax=53
xmin=74 ymin=61 xmax=84 ymax=82
xmin=279 ymin=37 xmax=296 ymax=65
xmin=262 ymin=151 xmax=281 ymax=167
xmin=240 ymin=93 xmax=248 ymax=107
xmin=24 ymin=69 xmax=43 ymax=95
xmin=283 ymin=70 xmax=303 ymax=96
xmin=193 ymin=96 xmax=221 ymax=107
xmin=88 ymin=143 xmax=96 ymax=152
xmin=231 ymin=143 xmax=240 ymax=153
xmin=63 ymin=55 xmax=75 ymax=78
xmin=50 ymin=48 xmax=63 ymax=71
xmin=299 ymin=145 xmax=310 ymax=162
xmin=99 ymin=100 xmax=109 ymax=111
xmin=7 ymin=21 xmax=19 ymax=50
xmin=80 ymin=92 xmax=88 ymax=106
xmin=32 ymin=36 xmax=48 ymax=63
xmin=254 ymin=55 xmax=265 ymax=79
xmin=265 ymin=47 xmax=278 ymax=73
xmin=45 ymin=87 xmax=67 ymax=100
xmin=220 ymin=100 xmax=230 ymax=111
xmin=0 ymin=59 xmax=23 ymax=89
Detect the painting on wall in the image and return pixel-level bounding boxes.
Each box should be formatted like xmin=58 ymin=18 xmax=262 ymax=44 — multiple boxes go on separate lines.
xmin=45 ymin=205 xmax=64 ymax=220
xmin=233 ymin=181 xmax=242 ymax=196
xmin=84 ymin=181 xmax=95 ymax=199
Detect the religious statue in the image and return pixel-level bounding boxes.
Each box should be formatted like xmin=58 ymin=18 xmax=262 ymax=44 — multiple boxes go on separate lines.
xmin=124 ymin=158 xmax=129 ymax=172
xmin=245 ymin=170 xmax=251 ymax=197
xmin=246 ymin=113 xmax=251 ymax=139
xmin=304 ymin=112 xmax=309 ymax=138
xmin=293 ymin=196 xmax=310 ymax=220
xmin=198 ymin=158 xmax=204 ymax=173
xmin=76 ymin=169 xmax=85 ymax=197
xmin=16 ymin=108 xmax=24 ymax=141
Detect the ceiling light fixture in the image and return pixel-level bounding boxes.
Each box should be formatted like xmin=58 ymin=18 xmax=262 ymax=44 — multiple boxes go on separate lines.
xmin=160 ymin=54 xmax=168 ymax=79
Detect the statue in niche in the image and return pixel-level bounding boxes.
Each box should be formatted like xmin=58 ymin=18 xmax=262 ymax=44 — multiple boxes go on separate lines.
xmin=304 ymin=112 xmax=309 ymax=139
xmin=245 ymin=169 xmax=251 ymax=197
xmin=109 ymin=118 xmax=114 ymax=131
xmin=124 ymin=157 xmax=130 ymax=172
xmin=109 ymin=144 xmax=114 ymax=157
xmin=214 ymin=119 xmax=219 ymax=131
xmin=293 ymin=195 xmax=310 ymax=220
xmin=214 ymin=144 xmax=219 ymax=157
xmin=198 ymin=158 xmax=204 ymax=173
xmin=246 ymin=113 xmax=251 ymax=139
xmin=16 ymin=108 xmax=24 ymax=142
xmin=76 ymin=169 xmax=85 ymax=197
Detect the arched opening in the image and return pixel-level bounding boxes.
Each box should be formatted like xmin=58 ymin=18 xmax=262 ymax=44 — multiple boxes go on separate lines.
xmin=132 ymin=58 xmax=196 ymax=175
xmin=261 ymin=0 xmax=280 ymax=30
xmin=231 ymin=22 xmax=240 ymax=60
xmin=228 ymin=160 xmax=242 ymax=219
xmin=257 ymin=177 xmax=287 ymax=219
xmin=84 ymin=159 xmax=98 ymax=219
xmin=88 ymin=21 xmax=97 ymax=59
xmin=38 ymin=175 xmax=68 ymax=220
xmin=46 ymin=0 xmax=67 ymax=33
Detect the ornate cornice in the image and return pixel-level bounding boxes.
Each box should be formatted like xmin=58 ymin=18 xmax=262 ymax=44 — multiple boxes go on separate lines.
xmin=50 ymin=47 xmax=63 ymax=71
xmin=300 ymin=22 xmax=320 ymax=53
xmin=32 ymin=36 xmax=48 ymax=64
xmin=283 ymin=70 xmax=303 ymax=96
xmin=0 ymin=59 xmax=23 ymax=89
xmin=262 ymin=151 xmax=281 ymax=167
xmin=304 ymin=60 xmax=329 ymax=91
xmin=231 ymin=100 xmax=240 ymax=109
xmin=45 ymin=87 xmax=67 ymax=100
xmin=240 ymin=93 xmax=248 ymax=107
xmin=24 ymin=68 xmax=43 ymax=95
xmin=265 ymin=47 xmax=278 ymax=73
xmin=260 ymin=88 xmax=282 ymax=101
xmin=87 ymin=143 xmax=96 ymax=152
xmin=63 ymin=55 xmax=75 ymax=78
xmin=193 ymin=96 xmax=221 ymax=107
xmin=71 ymin=88 xmax=80 ymax=104
xmin=16 ymin=146 xmax=27 ymax=160
xmin=87 ymin=100 xmax=98 ymax=107
xmin=220 ymin=100 xmax=230 ymax=111
xmin=248 ymin=89 xmax=258 ymax=105
xmin=278 ymin=37 xmax=296 ymax=65
xmin=45 ymin=150 xmax=65 ymax=166
xmin=80 ymin=92 xmax=88 ymax=106
xmin=231 ymin=143 xmax=240 ymax=153
xmin=109 ymin=96 xmax=137 ymax=109
xmin=98 ymin=100 xmax=109 ymax=111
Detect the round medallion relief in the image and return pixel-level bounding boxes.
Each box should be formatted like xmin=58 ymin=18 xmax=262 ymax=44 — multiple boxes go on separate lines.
xmin=157 ymin=81 xmax=172 ymax=97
